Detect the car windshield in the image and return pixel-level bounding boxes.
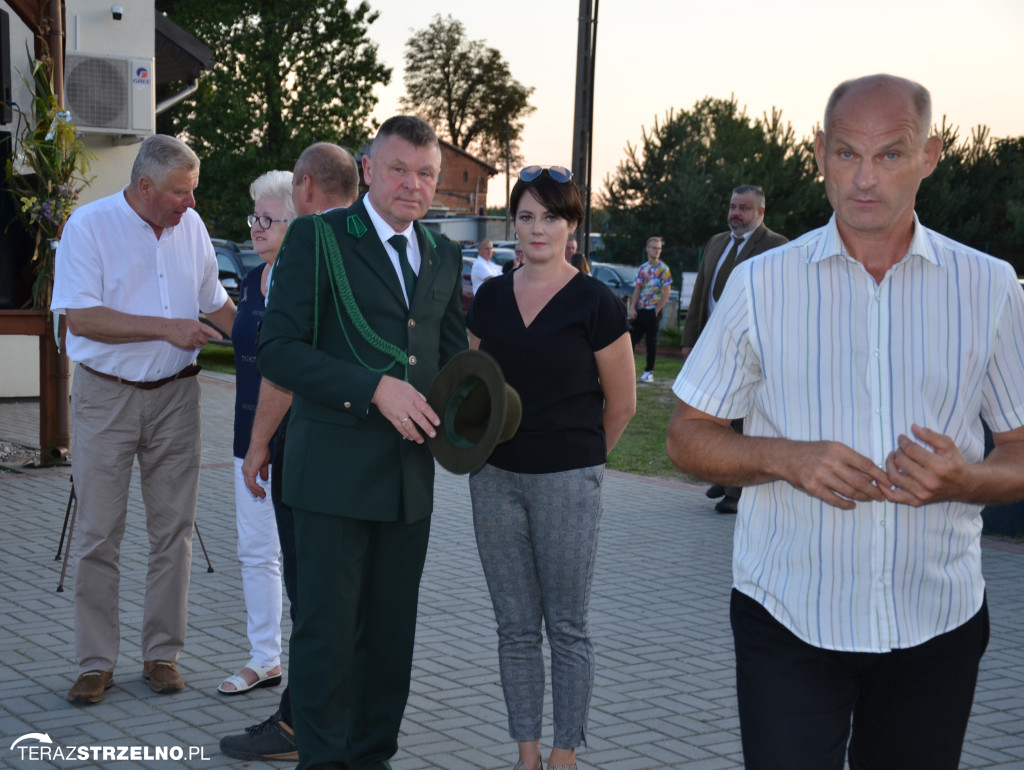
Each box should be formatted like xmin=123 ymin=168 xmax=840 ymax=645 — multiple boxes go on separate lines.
xmin=238 ymin=250 xmax=263 ymax=273
xmin=592 ymin=263 xmax=637 ymax=287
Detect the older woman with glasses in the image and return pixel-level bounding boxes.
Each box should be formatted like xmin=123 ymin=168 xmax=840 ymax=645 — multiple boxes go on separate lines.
xmin=218 ymin=170 xmax=294 ymax=695
xmin=466 ymin=166 xmax=636 ymax=770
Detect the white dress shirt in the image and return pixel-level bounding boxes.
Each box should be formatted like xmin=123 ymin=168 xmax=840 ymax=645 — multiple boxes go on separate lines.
xmin=51 ymin=188 xmax=227 ymax=381
xmin=673 ymin=213 xmax=1024 ymax=652
xmin=471 ymin=256 xmax=503 ymax=294
xmin=363 ymin=194 xmax=421 ymax=307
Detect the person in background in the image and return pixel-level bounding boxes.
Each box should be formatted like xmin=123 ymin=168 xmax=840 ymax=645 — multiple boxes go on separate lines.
xmin=503 ymin=243 xmax=526 ymax=274
xmin=51 ymin=134 xmax=235 ymax=705
xmin=218 ymin=170 xmax=295 ymax=696
xmin=472 ymin=238 xmax=504 ymax=294
xmin=681 ymin=185 xmax=788 ymax=513
xmin=627 ymin=236 xmax=671 ymax=383
xmin=667 ymin=74 xmax=1024 ymax=770
xmin=566 ymin=236 xmax=590 ymax=274
xmin=467 ymin=164 xmax=636 ymax=770
xmin=219 ymin=142 xmax=360 ymax=761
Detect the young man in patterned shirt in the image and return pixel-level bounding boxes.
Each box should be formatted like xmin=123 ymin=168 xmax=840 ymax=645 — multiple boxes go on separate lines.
xmin=627 ymin=236 xmax=672 ymax=382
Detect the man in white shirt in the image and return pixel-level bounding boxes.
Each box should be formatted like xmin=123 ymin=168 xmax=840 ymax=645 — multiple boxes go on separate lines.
xmin=471 ymin=238 xmax=503 ymax=294
xmin=667 ymin=74 xmax=1024 ymax=769
xmin=51 ymin=135 xmax=236 ymax=705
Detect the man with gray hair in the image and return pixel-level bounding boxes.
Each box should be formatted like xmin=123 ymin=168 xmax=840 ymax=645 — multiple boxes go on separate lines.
xmin=681 ymin=184 xmax=788 ymax=513
xmin=471 ymin=238 xmax=502 ymax=294
xmin=668 ymin=74 xmax=1024 ymax=769
xmin=51 ymin=134 xmax=235 ymax=705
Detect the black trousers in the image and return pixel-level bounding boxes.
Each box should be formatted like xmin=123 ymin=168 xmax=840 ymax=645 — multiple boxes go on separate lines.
xmin=730 ymin=589 xmax=989 ymax=770
xmin=270 ymin=416 xmax=297 ymax=725
xmin=629 ymin=307 xmax=660 ymax=372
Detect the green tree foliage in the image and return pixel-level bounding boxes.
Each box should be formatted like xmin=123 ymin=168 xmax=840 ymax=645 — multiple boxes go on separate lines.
xmin=600 ymin=96 xmax=827 ymax=272
xmin=154 ymin=0 xmax=390 ymax=239
xmin=602 ymin=97 xmax=1024 ymax=276
xmin=400 ymin=14 xmax=534 ymax=167
xmin=918 ymin=121 xmax=1024 ymax=271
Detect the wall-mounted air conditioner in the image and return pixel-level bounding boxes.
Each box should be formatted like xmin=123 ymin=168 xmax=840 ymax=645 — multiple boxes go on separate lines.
xmin=64 ymin=53 xmax=155 ymax=136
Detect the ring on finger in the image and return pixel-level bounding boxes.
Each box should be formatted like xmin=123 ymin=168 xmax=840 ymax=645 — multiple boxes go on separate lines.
xmin=400 ymin=417 xmax=409 ymax=423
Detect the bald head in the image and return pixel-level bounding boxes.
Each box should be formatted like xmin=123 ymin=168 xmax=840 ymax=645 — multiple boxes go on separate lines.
xmin=824 ymin=74 xmax=932 ymax=145
xmin=292 ymin=142 xmax=359 ymax=215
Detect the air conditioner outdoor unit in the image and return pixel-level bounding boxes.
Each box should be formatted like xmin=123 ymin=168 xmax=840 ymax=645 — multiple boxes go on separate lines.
xmin=64 ymin=53 xmax=155 ymax=136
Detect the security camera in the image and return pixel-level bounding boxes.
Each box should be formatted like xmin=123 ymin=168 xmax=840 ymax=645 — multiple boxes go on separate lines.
xmin=112 ymin=5 xmax=123 ymax=20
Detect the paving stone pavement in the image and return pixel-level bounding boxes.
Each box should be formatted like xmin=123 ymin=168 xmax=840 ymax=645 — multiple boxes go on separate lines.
xmin=1 ymin=372 xmax=1022 ymax=769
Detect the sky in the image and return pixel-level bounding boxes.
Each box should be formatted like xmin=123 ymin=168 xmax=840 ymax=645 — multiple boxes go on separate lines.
xmin=363 ymin=0 xmax=1024 ymax=209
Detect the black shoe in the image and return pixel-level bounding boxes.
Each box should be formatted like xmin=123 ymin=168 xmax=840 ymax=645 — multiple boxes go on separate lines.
xmin=715 ymin=495 xmax=739 ymax=514
xmin=220 ymin=710 xmax=298 ymax=761
xmin=706 ymin=484 xmax=726 ymax=499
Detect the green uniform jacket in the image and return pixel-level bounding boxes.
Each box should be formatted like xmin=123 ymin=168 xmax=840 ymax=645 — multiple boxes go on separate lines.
xmin=257 ymin=197 xmax=467 ymax=523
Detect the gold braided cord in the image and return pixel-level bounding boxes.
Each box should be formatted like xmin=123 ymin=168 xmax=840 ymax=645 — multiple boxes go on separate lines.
xmin=311 ymin=215 xmax=409 ymax=381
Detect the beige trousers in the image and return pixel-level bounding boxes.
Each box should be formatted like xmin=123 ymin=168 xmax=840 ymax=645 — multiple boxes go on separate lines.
xmin=70 ymin=366 xmax=201 ymax=673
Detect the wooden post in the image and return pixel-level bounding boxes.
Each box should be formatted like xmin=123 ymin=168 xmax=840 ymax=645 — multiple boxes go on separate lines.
xmin=38 ymin=313 xmax=69 ymax=464
xmin=37 ymin=0 xmax=70 ymax=466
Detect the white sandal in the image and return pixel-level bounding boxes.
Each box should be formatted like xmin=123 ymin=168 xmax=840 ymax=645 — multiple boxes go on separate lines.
xmin=217 ymin=662 xmax=282 ymax=695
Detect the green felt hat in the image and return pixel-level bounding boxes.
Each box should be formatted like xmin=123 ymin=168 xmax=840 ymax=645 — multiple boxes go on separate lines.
xmin=426 ymin=349 xmax=521 ymax=474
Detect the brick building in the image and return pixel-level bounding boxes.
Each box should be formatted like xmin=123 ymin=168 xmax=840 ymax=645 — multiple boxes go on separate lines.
xmin=433 ymin=140 xmax=498 ymax=216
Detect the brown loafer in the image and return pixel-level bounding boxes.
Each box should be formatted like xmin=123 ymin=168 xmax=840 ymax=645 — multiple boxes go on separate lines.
xmin=68 ymin=670 xmax=114 ymax=705
xmin=143 ymin=660 xmax=184 ymax=694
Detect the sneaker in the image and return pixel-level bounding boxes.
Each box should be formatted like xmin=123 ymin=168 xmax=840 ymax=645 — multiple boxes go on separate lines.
xmin=638 ymin=370 xmax=654 ymax=383
xmin=220 ymin=710 xmax=298 ymax=761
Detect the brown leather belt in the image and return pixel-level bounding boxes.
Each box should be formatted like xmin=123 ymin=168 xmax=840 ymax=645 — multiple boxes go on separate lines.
xmin=80 ymin=363 xmax=202 ymax=390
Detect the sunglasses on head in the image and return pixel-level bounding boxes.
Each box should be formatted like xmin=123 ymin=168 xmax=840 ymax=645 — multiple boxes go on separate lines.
xmin=519 ymin=165 xmax=573 ymax=183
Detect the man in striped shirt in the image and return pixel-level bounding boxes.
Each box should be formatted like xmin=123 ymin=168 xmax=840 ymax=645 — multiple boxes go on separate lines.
xmin=668 ymin=74 xmax=1024 ymax=770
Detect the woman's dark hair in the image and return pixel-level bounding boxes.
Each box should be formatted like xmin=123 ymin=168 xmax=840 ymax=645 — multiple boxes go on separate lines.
xmin=509 ymin=170 xmax=584 ymax=226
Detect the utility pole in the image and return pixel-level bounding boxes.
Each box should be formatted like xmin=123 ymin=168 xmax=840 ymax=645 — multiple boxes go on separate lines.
xmin=571 ymin=0 xmax=598 ymax=259
xmin=504 ymin=119 xmax=511 ymax=239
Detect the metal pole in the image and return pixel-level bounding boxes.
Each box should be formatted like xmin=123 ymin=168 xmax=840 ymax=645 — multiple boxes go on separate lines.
xmin=504 ymin=119 xmax=511 ymax=239
xmin=571 ymin=0 xmax=597 ymax=259
xmin=584 ymin=0 xmax=599 ymax=259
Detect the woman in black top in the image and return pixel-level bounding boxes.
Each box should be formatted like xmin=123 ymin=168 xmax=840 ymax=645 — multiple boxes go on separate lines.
xmin=466 ymin=166 xmax=636 ymax=770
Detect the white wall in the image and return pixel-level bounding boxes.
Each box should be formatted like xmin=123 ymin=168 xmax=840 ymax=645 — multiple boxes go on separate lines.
xmin=67 ymin=0 xmax=156 ymax=204
xmin=0 ymin=1 xmax=155 ymax=397
xmin=4 ymin=4 xmax=34 ymax=120
xmin=1 ymin=4 xmax=42 ymax=396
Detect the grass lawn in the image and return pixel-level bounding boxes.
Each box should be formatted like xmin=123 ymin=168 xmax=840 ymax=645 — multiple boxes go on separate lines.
xmin=196 ymin=342 xmax=698 ymax=482
xmin=197 ymin=341 xmax=235 ymax=375
xmin=607 ymin=354 xmax=697 ymax=481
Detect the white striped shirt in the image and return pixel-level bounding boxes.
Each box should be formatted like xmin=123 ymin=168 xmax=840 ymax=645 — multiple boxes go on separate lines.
xmin=673 ymin=214 xmax=1024 ymax=652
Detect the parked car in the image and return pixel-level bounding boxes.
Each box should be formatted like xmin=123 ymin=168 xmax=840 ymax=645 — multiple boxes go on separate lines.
xmin=462 ymin=246 xmax=516 ymax=269
xmin=590 ymin=261 xmax=638 ymax=305
xmin=591 ymin=261 xmax=688 ymax=325
xmin=211 ymin=238 xmax=262 ymax=303
xmin=461 ymin=256 xmax=476 ymax=314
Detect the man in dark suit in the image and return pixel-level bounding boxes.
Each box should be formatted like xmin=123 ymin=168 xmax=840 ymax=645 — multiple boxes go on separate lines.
xmin=681 ymin=185 xmax=787 ymax=513
xmin=257 ymin=116 xmax=467 ymax=769
xmin=220 ymin=142 xmax=360 ymax=762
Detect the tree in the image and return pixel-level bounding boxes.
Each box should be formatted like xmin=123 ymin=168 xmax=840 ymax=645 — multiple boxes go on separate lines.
xmin=600 ymin=96 xmax=826 ymax=273
xmin=400 ymin=14 xmax=534 ymax=167
xmin=155 ymin=0 xmax=390 ymax=239
xmin=918 ymin=121 xmax=1024 ymax=272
